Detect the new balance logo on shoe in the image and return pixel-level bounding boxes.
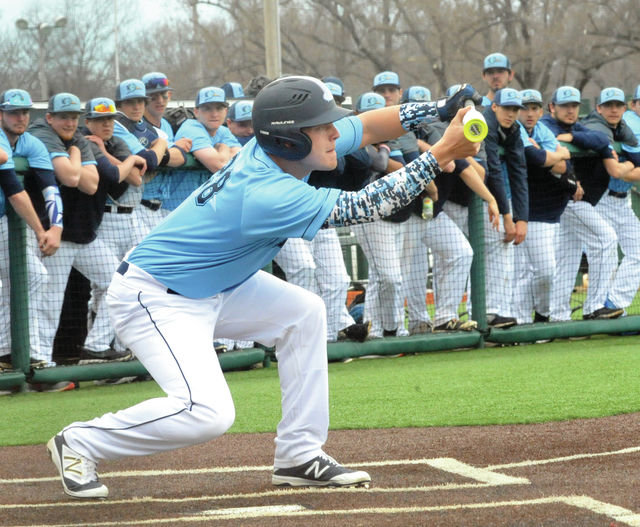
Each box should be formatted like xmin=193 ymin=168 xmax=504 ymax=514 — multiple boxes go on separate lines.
xmin=272 ymin=453 xmax=371 ymax=488
xmin=304 ymin=459 xmax=331 ymax=480
xmin=47 ymin=434 xmax=108 ymax=499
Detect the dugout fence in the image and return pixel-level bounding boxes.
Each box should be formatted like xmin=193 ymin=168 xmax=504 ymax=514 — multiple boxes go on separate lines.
xmin=2 ymin=145 xmax=640 ymax=391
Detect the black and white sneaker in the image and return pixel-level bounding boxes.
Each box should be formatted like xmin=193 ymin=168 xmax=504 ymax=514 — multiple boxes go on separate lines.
xmin=47 ymin=434 xmax=108 ymax=499
xmin=78 ymin=347 xmax=132 ymax=365
xmin=273 ymin=454 xmax=371 ymax=488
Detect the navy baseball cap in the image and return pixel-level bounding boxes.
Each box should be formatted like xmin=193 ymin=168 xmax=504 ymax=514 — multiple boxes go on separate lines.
xmin=551 ymin=86 xmax=581 ymax=105
xmin=633 ymin=85 xmax=640 ymax=101
xmin=0 ymin=89 xmax=33 ymax=110
xmin=402 ymin=85 xmax=431 ymax=103
xmin=228 ymin=100 xmax=253 ymax=122
xmin=322 ymin=76 xmax=345 ymax=103
xmin=355 ymin=92 xmax=385 ymax=112
xmin=598 ymin=87 xmax=626 ymax=105
xmin=493 ymin=88 xmax=525 ymax=108
xmin=483 ymin=52 xmax=511 ymax=72
xmin=85 ymin=97 xmax=118 ymax=119
xmin=373 ymin=71 xmax=400 ymax=89
xmin=195 ymin=86 xmax=228 ymax=108
xmin=520 ymin=89 xmax=543 ymax=105
xmin=48 ymin=93 xmax=83 ymax=114
xmin=115 ymin=79 xmax=149 ymax=102
xmin=142 ymin=72 xmax=172 ymax=95
xmin=221 ymin=82 xmax=245 ymax=99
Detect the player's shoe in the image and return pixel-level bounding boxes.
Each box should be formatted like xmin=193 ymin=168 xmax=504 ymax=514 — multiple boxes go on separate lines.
xmin=583 ymin=306 xmax=624 ymax=320
xmin=487 ymin=314 xmax=517 ymax=329
xmin=47 ymin=434 xmax=108 ymax=499
xmin=434 ymin=319 xmax=478 ymax=332
xmin=272 ymin=454 xmax=371 ymax=488
xmin=408 ymin=320 xmax=433 ymax=335
xmin=78 ymin=347 xmax=132 ymax=365
xmin=337 ymin=322 xmax=370 ymax=342
xmin=27 ymin=381 xmax=76 ymax=393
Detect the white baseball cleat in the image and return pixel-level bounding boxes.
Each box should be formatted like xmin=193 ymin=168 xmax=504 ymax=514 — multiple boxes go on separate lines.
xmin=47 ymin=434 xmax=108 ymax=499
xmin=272 ymin=453 xmax=371 ymax=488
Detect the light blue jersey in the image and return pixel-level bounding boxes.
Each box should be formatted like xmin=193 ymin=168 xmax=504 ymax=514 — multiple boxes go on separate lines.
xmin=128 ymin=115 xmax=363 ymax=298
xmin=112 ymin=121 xmax=146 ymax=155
xmin=158 ymin=120 xmax=244 ymax=212
xmin=613 ymin=110 xmax=640 ymax=193
xmin=14 ymin=132 xmax=54 ymax=170
xmin=518 ymin=120 xmax=559 ymax=152
xmin=0 ymin=128 xmax=15 ymax=216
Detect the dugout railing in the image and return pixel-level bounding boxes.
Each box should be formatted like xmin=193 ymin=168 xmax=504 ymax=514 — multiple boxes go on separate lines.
xmin=2 ymin=145 xmax=640 ymax=390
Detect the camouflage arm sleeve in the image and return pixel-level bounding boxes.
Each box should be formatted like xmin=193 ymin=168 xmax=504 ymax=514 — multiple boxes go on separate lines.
xmin=398 ymin=102 xmax=440 ymax=132
xmin=325 ymin=150 xmax=442 ymax=227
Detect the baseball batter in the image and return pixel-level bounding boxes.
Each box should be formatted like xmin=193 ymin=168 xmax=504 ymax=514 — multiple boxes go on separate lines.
xmin=47 ymin=77 xmax=481 ymax=498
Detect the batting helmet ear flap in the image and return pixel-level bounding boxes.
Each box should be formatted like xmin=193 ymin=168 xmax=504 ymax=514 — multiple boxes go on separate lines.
xmin=258 ymin=130 xmax=312 ymax=161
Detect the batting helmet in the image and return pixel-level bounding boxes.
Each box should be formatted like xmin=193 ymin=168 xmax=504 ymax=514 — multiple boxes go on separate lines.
xmin=252 ymin=76 xmax=351 ymax=161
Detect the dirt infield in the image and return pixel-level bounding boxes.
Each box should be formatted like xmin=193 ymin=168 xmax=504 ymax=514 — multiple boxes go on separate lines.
xmin=2 ymin=413 xmax=640 ymax=526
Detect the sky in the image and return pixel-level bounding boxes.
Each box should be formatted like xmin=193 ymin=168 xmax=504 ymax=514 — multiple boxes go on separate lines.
xmin=0 ymin=0 xmax=219 ymax=29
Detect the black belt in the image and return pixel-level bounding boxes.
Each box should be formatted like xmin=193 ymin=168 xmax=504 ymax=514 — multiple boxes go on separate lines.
xmin=104 ymin=204 xmax=134 ymax=214
xmin=141 ymin=199 xmax=162 ymax=211
xmin=116 ymin=261 xmax=180 ymax=295
xmin=608 ymin=190 xmax=628 ymax=198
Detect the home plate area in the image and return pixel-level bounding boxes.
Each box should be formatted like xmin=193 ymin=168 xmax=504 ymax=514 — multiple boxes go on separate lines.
xmin=2 ymin=413 xmax=640 ymax=526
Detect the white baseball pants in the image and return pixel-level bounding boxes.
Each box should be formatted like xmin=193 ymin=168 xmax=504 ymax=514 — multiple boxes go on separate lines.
xmin=63 ymin=264 xmax=329 ymax=469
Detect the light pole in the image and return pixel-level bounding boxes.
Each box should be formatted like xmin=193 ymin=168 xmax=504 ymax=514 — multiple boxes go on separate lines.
xmin=15 ymin=16 xmax=68 ymax=101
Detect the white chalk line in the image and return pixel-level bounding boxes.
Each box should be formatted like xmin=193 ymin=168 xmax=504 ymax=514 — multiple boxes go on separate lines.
xmin=7 ymin=496 xmax=640 ymax=527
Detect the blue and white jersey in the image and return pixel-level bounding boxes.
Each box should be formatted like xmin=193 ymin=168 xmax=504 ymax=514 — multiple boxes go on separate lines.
xmin=0 ymin=128 xmax=16 ymax=217
xmin=113 ymin=121 xmax=147 ymax=155
xmin=13 ymin=131 xmax=54 ymax=170
xmin=518 ymin=120 xmax=559 ymax=152
xmin=158 ymin=120 xmax=244 ymax=212
xmin=616 ymin=109 xmax=640 ymax=193
xmin=175 ymin=119 xmax=242 ymax=152
xmin=128 ymin=115 xmax=363 ymax=298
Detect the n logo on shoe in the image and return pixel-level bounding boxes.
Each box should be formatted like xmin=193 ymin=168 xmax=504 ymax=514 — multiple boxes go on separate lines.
xmin=304 ymin=460 xmax=330 ymax=479
xmin=64 ymin=455 xmax=83 ymax=476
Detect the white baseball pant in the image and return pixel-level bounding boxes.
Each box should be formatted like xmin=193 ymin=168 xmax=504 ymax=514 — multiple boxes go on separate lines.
xmin=549 ymin=200 xmax=617 ymax=320
xmin=595 ymin=192 xmax=640 ymax=309
xmin=37 ymin=238 xmax=119 ymax=360
xmin=0 ymin=218 xmax=49 ymax=362
xmin=275 ymin=230 xmax=354 ymax=341
xmin=351 ymin=220 xmax=408 ymax=337
xmin=483 ymin=203 xmax=514 ymax=316
xmin=511 ymin=221 xmax=558 ymax=323
xmin=402 ymin=215 xmax=432 ymax=330
xmin=62 ymin=263 xmax=329 ymax=469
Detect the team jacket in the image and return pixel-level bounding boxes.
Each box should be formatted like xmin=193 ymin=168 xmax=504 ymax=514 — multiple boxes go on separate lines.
xmin=483 ymin=107 xmax=529 ymax=222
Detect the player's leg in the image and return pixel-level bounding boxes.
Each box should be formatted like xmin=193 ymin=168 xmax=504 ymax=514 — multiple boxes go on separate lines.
xmin=311 ymin=228 xmax=362 ymax=341
xmin=213 ymin=270 xmax=370 ymax=487
xmin=75 ymin=238 xmax=126 ymax=360
xmin=550 ymin=203 xmax=588 ymax=321
xmin=528 ymin=222 xmax=558 ymax=320
xmin=351 ymin=223 xmax=383 ymax=338
xmin=50 ymin=262 xmax=235 ymax=497
xmin=402 ymin=215 xmax=432 ymax=334
xmin=25 ymin=230 xmax=49 ymax=365
xmin=597 ymin=194 xmax=640 ymax=309
xmin=429 ymin=212 xmax=474 ymax=329
xmin=0 ymin=217 xmax=10 ymax=363
xmin=274 ymin=238 xmax=317 ymax=293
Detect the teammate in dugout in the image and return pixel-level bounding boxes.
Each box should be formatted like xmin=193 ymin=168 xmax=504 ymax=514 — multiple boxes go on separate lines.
xmin=47 ymin=76 xmax=482 ymax=499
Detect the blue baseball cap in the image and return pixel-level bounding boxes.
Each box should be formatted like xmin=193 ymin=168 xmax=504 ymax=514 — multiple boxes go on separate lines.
xmin=483 ymin=52 xmax=511 ymax=72
xmin=0 ymin=89 xmax=33 ymax=110
xmin=551 ymin=86 xmax=581 ymax=105
xmin=221 ymin=82 xmax=245 ymax=99
xmin=142 ymin=72 xmax=172 ymax=95
xmin=355 ymin=92 xmax=385 ymax=112
xmin=598 ymin=87 xmax=626 ymax=105
xmin=446 ymin=84 xmax=462 ymax=97
xmin=195 ymin=86 xmax=228 ymax=108
xmin=322 ymin=76 xmax=345 ymax=103
xmin=228 ymin=100 xmax=253 ymax=122
xmin=493 ymin=88 xmax=525 ymax=109
xmin=520 ymin=89 xmax=543 ymax=105
xmin=373 ymin=71 xmax=400 ymax=89
xmin=402 ymin=85 xmax=431 ymax=103
xmin=115 ymin=79 xmax=149 ymax=103
xmin=85 ymin=97 xmax=118 ymax=119
xmin=48 ymin=92 xmax=83 ymax=114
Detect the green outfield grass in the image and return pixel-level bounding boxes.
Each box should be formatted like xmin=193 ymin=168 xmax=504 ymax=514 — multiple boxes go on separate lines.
xmin=1 ymin=334 xmax=639 ymax=447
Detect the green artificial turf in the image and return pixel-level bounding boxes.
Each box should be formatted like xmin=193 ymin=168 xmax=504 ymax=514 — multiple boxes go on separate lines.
xmin=2 ymin=335 xmax=639 ymax=447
